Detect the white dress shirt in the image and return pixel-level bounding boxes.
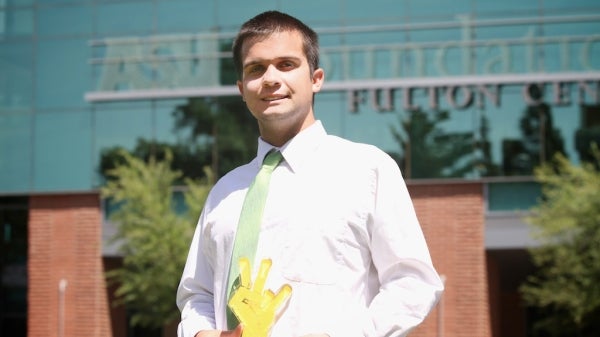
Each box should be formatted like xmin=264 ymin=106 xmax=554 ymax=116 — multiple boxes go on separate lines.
xmin=177 ymin=121 xmax=444 ymax=337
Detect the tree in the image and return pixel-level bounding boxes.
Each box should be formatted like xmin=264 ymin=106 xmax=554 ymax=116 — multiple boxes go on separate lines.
xmin=503 ymin=101 xmax=565 ymax=176
xmin=172 ymin=96 xmax=259 ymax=177
xmin=99 ymin=39 xmax=258 ymax=183
xmin=99 ymin=96 xmax=259 ymax=183
xmin=520 ymin=145 xmax=600 ymax=337
xmin=101 ymin=150 xmax=214 ymax=328
xmin=100 ymin=139 xmax=210 ymax=183
xmin=389 ymin=108 xmax=495 ymax=179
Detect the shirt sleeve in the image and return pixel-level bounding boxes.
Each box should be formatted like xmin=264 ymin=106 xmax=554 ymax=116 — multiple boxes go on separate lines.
xmin=176 ymin=210 xmax=217 ymax=337
xmin=364 ymin=152 xmax=445 ymax=337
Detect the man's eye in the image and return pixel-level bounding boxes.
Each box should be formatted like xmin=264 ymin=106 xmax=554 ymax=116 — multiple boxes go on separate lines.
xmin=246 ymin=66 xmax=264 ymax=75
xmin=280 ymin=62 xmax=294 ymax=69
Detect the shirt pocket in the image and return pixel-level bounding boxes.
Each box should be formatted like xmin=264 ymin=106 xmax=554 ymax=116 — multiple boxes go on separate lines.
xmin=280 ymin=214 xmax=348 ymax=285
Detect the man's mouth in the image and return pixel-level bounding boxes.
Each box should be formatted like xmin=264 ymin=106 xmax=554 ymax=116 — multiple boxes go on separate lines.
xmin=262 ymin=95 xmax=289 ymax=102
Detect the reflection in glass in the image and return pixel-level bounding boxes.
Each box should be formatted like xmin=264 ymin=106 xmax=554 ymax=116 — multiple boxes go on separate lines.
xmin=99 ymin=96 xmax=258 ymax=183
xmin=575 ymin=104 xmax=600 ymax=165
xmin=388 ymin=108 xmax=497 ymax=179
xmin=502 ymin=86 xmax=565 ymax=176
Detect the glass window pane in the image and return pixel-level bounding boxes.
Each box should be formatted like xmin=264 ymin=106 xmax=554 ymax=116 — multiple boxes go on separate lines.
xmin=90 ymin=35 xmax=221 ymax=92
xmin=281 ymin=0 xmax=343 ymax=27
xmin=544 ymin=0 xmax=598 ymax=12
xmin=0 ymin=112 xmax=32 ymax=192
xmin=36 ymin=0 xmax=88 ymax=3
xmin=487 ymin=181 xmax=541 ymax=212
xmin=408 ymin=0 xmax=472 ymax=19
xmin=552 ymin=99 xmax=581 ymax=163
xmin=93 ymin=104 xmax=155 ymax=186
xmin=32 ymin=110 xmax=93 ymax=191
xmin=484 ymin=84 xmax=579 ymax=176
xmin=6 ymin=0 xmax=34 ymax=5
xmin=476 ymin=24 xmax=542 ymax=74
xmin=314 ymin=92 xmax=345 ymax=137
xmin=156 ymin=0 xmax=216 ymax=33
xmin=0 ymin=8 xmax=34 ymax=37
xmin=37 ymin=4 xmax=93 ymax=37
xmin=544 ymin=21 xmax=600 ymax=72
xmin=487 ymin=85 xmax=531 ymax=176
xmin=0 ymin=41 xmax=33 ymax=111
xmin=476 ymin=0 xmax=539 ymax=18
xmin=35 ymin=38 xmax=90 ymax=109
xmin=96 ymin=2 xmax=154 ymax=37
xmin=94 ymin=102 xmax=154 ymax=150
xmin=155 ymin=99 xmax=188 ymax=144
xmin=215 ymin=0 xmax=278 ymax=29
xmin=343 ymin=0 xmax=406 ymax=24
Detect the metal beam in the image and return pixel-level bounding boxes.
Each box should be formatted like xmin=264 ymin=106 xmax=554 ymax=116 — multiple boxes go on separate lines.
xmin=85 ymin=72 xmax=600 ymax=102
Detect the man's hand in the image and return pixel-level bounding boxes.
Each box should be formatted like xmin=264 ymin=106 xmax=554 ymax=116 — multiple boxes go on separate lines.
xmin=228 ymin=258 xmax=292 ymax=337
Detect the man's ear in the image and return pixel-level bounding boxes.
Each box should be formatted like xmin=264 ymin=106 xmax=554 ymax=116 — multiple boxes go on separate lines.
xmin=312 ymin=68 xmax=324 ymax=93
xmin=237 ymin=80 xmax=245 ymax=101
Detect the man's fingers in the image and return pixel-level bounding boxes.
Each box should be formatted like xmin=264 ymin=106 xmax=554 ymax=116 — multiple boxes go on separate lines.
xmin=220 ymin=324 xmax=243 ymax=337
xmin=234 ymin=324 xmax=244 ymax=337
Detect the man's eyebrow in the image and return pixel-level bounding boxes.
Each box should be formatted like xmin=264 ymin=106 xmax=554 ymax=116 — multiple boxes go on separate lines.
xmin=243 ymin=56 xmax=302 ymax=68
xmin=242 ymin=60 xmax=263 ymax=69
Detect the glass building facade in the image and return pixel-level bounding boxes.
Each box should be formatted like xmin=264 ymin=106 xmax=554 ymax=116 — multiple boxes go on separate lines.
xmin=1 ymin=0 xmax=599 ymax=336
xmin=1 ymin=0 xmax=599 ymax=194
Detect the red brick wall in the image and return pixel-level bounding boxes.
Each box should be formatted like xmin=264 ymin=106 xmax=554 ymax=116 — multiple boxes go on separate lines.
xmin=104 ymin=257 xmax=127 ymax=337
xmin=408 ymin=181 xmax=491 ymax=337
xmin=28 ymin=193 xmax=112 ymax=337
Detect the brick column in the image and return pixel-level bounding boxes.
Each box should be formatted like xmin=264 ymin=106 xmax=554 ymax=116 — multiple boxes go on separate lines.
xmin=28 ymin=193 xmax=112 ymax=337
xmin=408 ymin=182 xmax=491 ymax=337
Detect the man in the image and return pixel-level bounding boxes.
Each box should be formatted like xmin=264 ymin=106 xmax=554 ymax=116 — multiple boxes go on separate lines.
xmin=177 ymin=10 xmax=444 ymax=337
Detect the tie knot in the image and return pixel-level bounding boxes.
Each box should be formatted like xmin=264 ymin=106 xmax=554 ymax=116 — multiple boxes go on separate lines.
xmin=262 ymin=150 xmax=283 ymax=170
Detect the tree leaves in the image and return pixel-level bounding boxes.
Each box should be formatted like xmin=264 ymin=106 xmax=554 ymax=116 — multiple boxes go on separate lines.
xmin=101 ymin=150 xmax=214 ymax=328
xmin=520 ymin=145 xmax=600 ymax=336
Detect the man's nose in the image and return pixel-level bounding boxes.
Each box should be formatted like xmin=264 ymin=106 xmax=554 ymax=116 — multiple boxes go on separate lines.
xmin=262 ymin=65 xmax=280 ymax=87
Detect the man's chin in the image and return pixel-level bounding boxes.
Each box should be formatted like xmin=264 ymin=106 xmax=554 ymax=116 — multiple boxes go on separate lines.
xmin=256 ymin=108 xmax=289 ymax=119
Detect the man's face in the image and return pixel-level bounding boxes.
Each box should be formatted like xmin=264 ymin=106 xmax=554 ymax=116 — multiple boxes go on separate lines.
xmin=237 ymin=30 xmax=324 ymax=137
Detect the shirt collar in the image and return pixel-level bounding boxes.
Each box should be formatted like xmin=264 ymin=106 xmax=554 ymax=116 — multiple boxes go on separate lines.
xmin=256 ymin=120 xmax=327 ymax=173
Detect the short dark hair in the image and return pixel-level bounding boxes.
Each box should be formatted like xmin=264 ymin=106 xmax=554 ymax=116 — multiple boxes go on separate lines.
xmin=232 ymin=11 xmax=320 ymax=79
